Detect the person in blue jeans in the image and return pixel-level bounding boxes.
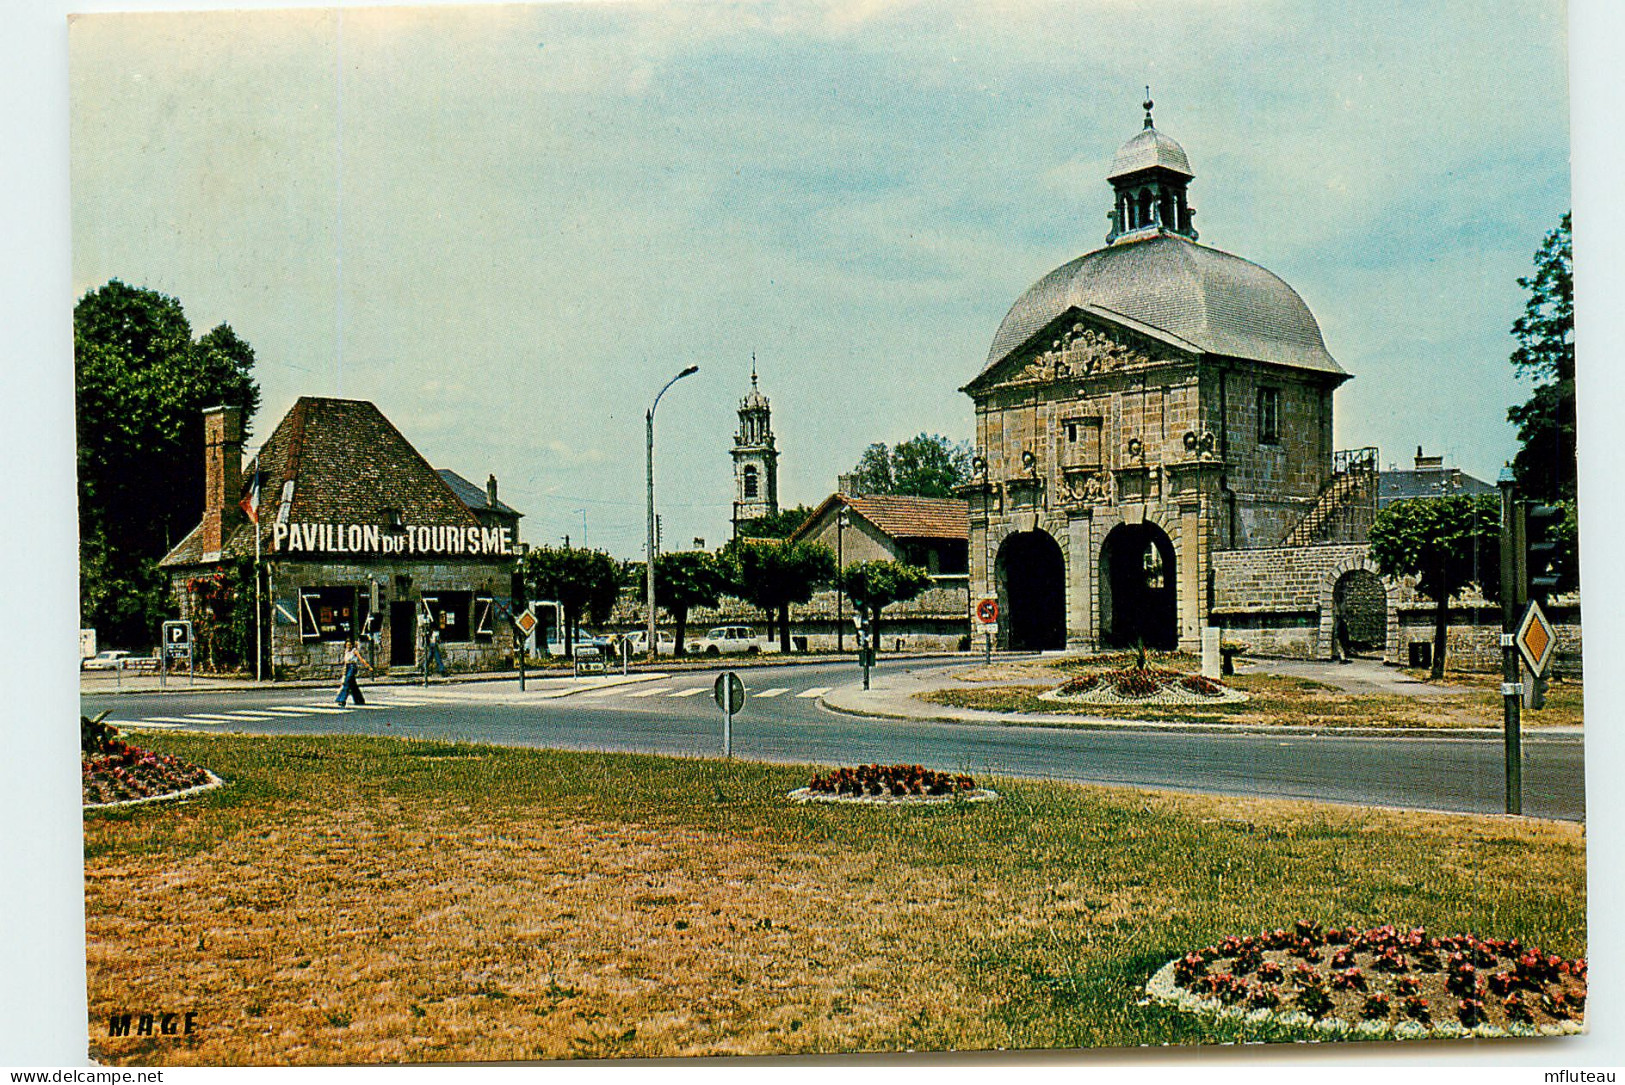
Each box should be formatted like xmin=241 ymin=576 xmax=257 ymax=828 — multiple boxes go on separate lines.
xmin=336 ymin=637 xmax=371 ymax=705
xmin=426 ymin=624 xmax=448 ymax=678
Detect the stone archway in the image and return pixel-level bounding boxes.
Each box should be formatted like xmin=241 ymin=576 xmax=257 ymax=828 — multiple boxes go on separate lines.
xmin=1100 ymin=521 xmax=1178 ymax=650
xmin=1332 ymin=568 xmax=1387 ymax=657
xmin=995 ymin=530 xmax=1066 ymax=651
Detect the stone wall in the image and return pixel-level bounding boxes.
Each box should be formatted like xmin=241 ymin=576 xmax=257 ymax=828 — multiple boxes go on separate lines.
xmin=257 ymin=557 xmax=517 ymax=679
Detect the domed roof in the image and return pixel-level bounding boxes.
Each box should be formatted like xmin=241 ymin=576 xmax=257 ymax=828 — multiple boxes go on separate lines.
xmin=1108 ymin=125 xmax=1194 ymax=181
xmin=980 ymin=235 xmax=1344 ymax=378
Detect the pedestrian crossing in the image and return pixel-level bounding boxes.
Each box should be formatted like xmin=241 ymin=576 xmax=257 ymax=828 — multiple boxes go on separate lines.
xmin=577 ymin=682 xmax=831 ymax=703
xmin=109 ymin=696 xmax=433 ymax=731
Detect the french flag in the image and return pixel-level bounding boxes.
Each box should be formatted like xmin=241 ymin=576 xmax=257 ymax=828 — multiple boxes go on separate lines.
xmin=240 ymin=469 xmax=263 ymax=524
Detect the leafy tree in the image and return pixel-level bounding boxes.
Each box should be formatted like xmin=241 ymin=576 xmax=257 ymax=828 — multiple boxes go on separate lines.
xmin=725 ymin=538 xmax=837 ymax=651
xmin=1507 ymin=213 xmax=1575 ymax=502
xmin=652 ymin=550 xmax=734 ymax=656
xmin=837 ymin=560 xmax=933 ymax=649
xmin=75 ymin=280 xmax=260 ymax=649
xmin=849 ymin=434 xmax=971 ymax=498
xmin=1368 ymin=494 xmax=1500 ymax=679
xmin=735 ymin=504 xmax=815 ymax=540
xmin=521 ymin=544 xmax=621 ymax=657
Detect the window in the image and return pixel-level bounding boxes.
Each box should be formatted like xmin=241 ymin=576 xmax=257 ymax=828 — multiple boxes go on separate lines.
xmin=1257 ymin=387 xmax=1281 ymax=445
xmin=299 ymin=587 xmax=367 ymax=642
xmin=421 ymin=591 xmax=473 ymax=642
xmin=743 ymin=465 xmax=759 ymax=499
xmin=1063 ymin=416 xmax=1102 ymax=465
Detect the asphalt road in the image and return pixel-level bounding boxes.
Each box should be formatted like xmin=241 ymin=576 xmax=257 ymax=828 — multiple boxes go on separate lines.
xmin=83 ymin=658 xmax=1586 ymax=822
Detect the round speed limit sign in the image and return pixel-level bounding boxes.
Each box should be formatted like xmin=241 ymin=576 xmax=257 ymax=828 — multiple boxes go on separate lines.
xmin=976 ymin=598 xmax=999 ymax=624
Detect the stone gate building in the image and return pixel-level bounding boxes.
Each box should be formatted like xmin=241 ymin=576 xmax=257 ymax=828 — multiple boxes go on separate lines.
xmin=963 ymin=100 xmax=1382 ymax=655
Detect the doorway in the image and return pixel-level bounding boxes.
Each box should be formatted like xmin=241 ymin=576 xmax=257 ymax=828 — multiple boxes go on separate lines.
xmin=390 ymin=601 xmax=417 ymax=667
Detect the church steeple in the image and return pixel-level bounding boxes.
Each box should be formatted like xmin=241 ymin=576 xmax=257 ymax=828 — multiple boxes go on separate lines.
xmin=731 ymin=356 xmax=779 ymax=530
xmin=1105 ymin=91 xmax=1198 ymax=244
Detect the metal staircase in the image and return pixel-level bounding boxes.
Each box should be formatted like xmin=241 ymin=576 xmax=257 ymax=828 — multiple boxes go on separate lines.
xmin=1281 ymin=447 xmax=1379 ymax=547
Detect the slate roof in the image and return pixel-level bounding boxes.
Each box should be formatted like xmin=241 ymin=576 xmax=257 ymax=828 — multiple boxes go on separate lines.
xmin=1108 ymin=125 xmax=1194 ymax=180
xmin=1378 ymin=468 xmax=1496 ymax=507
xmin=792 ymin=493 xmax=969 ymax=544
xmin=978 ymin=234 xmax=1345 ymax=382
xmin=160 ymin=397 xmax=483 ymax=567
xmin=436 ymin=469 xmax=524 ymax=519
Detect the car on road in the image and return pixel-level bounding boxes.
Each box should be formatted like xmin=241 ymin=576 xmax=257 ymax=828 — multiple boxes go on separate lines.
xmin=623 ymin=629 xmax=677 ymax=657
xmin=82 ymin=650 xmax=134 ymax=671
xmin=685 ymin=625 xmax=779 ymax=656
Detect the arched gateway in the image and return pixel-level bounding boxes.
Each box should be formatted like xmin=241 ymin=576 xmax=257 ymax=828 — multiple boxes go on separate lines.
xmin=1100 ymin=522 xmax=1177 ymax=650
xmin=995 ymin=530 xmax=1066 ymax=651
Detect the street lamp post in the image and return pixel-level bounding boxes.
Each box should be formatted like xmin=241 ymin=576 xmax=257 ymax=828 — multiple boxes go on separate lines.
xmin=647 ymin=365 xmax=699 ymax=662
xmin=836 ymin=508 xmax=848 ymax=651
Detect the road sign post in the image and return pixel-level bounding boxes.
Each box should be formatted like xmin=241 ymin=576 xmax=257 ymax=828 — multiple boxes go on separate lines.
xmin=713 ymin=671 xmax=745 ymax=758
xmin=161 ymin=620 xmax=194 ymax=689
xmin=975 ymin=598 xmax=999 ymax=664
xmin=513 ymin=607 xmax=538 ymax=692
xmin=1497 ymin=471 xmax=1522 ymax=815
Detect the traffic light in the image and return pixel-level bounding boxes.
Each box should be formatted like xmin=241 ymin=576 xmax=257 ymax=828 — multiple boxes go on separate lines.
xmin=1524 ymin=502 xmax=1564 ymax=602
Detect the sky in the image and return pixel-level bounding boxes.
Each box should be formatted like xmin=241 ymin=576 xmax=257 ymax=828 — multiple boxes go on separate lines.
xmin=65 ymin=0 xmax=1571 ymax=560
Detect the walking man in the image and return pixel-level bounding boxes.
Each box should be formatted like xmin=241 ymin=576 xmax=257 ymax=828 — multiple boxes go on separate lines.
xmin=336 ymin=637 xmax=371 ymax=706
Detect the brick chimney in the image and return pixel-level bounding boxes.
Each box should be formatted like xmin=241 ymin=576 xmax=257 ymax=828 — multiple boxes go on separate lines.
xmin=201 ymin=405 xmax=244 ymax=558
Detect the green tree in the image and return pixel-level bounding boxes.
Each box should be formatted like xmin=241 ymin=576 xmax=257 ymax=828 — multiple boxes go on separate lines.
xmin=652 ymin=550 xmax=734 ymax=656
xmin=1368 ymin=494 xmax=1500 ymax=680
xmin=521 ymin=545 xmax=621 ymax=658
xmin=1507 ymin=213 xmax=1575 ymax=502
xmin=849 ymin=434 xmax=971 ymax=498
xmin=735 ymin=504 xmax=815 ymax=540
xmin=837 ymin=560 xmax=933 ymax=650
xmin=726 ymin=538 xmax=837 ymax=651
xmin=75 ymin=280 xmax=260 ymax=649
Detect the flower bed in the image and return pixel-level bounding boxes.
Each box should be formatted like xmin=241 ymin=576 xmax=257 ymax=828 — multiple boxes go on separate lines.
xmin=82 ymin=714 xmax=220 ymax=808
xmin=1038 ymin=666 xmax=1248 ymax=706
xmin=789 ymin=764 xmax=998 ymax=805
xmin=1145 ymin=921 xmax=1585 ymax=1039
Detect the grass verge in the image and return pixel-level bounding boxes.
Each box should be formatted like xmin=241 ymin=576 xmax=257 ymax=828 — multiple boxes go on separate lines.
xmin=920 ymin=659 xmax=1583 ymax=729
xmin=85 ymin=732 xmax=1585 ymax=1064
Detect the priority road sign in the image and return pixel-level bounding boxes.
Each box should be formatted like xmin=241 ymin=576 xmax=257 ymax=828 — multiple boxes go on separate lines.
xmin=515 ymin=608 xmax=538 ymax=638
xmin=1515 ymin=599 xmax=1557 ymax=677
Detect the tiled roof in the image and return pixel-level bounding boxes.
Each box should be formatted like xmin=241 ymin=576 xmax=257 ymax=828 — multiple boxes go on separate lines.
xmin=834 ymin=493 xmax=969 ymax=541
xmin=436 ymin=469 xmax=523 ymax=519
xmin=161 ymin=397 xmax=482 ymax=567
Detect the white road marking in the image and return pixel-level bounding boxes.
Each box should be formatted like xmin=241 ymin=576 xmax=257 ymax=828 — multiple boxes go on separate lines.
xmin=275 ymin=705 xmax=352 ymax=715
xmin=796 ymin=687 xmax=832 ymax=698
xmin=755 ymin=688 xmax=790 ymax=698
xmin=216 ymin=712 xmax=286 ymax=720
xmin=670 ymin=687 xmax=707 ymax=697
xmin=139 ymin=716 xmax=211 ymax=725
xmin=182 ymin=714 xmax=240 ymax=722
xmin=113 ymin=720 xmax=179 ymax=729
xmin=257 ymin=708 xmax=316 ymax=717
xmin=584 ymin=686 xmax=630 ymax=697
xmin=626 ymin=687 xmax=671 ymax=698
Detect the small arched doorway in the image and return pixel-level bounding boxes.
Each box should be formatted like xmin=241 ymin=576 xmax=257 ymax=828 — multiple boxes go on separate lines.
xmin=1332 ymin=569 xmax=1386 ymax=657
xmin=995 ymin=530 xmax=1066 ymax=651
xmin=1100 ymin=522 xmax=1177 ymax=650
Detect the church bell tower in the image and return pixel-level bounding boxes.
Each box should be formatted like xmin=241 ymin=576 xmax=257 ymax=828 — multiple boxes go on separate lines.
xmin=731 ymin=360 xmax=779 ymax=530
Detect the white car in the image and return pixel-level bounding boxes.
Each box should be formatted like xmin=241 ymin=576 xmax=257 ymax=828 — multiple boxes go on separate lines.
xmin=686 ymin=625 xmax=780 ymax=656
xmin=624 ymin=630 xmax=677 ymax=656
xmin=82 ymin=650 xmax=133 ymax=671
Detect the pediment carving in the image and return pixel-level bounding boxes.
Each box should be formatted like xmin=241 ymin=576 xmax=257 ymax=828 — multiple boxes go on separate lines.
xmin=995 ymin=319 xmax=1167 ymax=389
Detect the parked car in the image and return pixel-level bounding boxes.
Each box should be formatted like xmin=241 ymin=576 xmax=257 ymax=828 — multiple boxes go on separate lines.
xmin=571 ymin=631 xmax=613 ymax=653
xmin=623 ymin=629 xmax=677 ymax=657
xmin=685 ymin=625 xmax=779 ymax=656
xmin=81 ymin=650 xmax=133 ymax=671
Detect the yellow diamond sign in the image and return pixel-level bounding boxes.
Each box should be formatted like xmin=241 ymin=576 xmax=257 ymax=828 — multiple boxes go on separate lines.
xmin=515 ymin=609 xmax=538 ymax=637
xmin=1515 ymin=600 xmax=1557 ymax=677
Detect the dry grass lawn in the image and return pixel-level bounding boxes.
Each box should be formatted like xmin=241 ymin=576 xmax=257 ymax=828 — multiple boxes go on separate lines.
xmin=84 ymin=733 xmax=1585 ymax=1065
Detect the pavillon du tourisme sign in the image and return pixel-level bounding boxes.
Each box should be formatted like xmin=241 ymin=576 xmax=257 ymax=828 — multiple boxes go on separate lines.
xmin=271 ymin=522 xmax=516 ymax=557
